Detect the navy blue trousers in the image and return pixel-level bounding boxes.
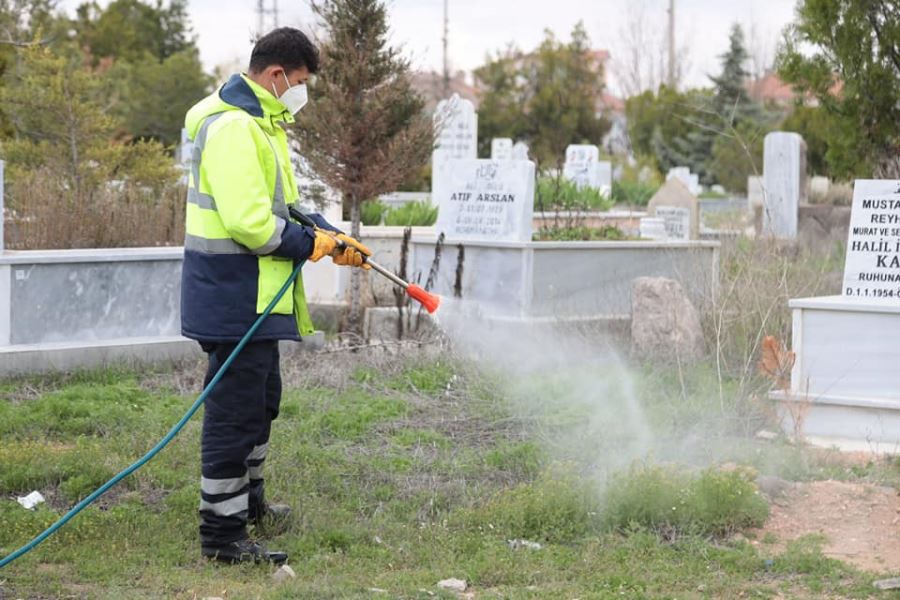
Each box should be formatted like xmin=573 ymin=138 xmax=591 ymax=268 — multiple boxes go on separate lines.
xmin=198 ymin=340 xmax=281 ymax=547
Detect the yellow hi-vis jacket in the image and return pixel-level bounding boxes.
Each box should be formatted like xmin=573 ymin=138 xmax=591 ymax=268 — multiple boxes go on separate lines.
xmin=181 ymin=73 xmax=333 ymax=342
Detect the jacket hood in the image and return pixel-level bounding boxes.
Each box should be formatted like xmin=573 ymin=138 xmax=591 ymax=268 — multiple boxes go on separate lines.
xmin=185 ymin=73 xmax=294 ymax=139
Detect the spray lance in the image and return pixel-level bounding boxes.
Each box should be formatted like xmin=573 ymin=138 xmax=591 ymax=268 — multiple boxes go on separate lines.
xmin=289 ymin=206 xmax=441 ymax=314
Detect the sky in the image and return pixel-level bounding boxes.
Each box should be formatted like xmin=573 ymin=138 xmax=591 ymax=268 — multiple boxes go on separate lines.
xmin=59 ymin=0 xmax=799 ymax=95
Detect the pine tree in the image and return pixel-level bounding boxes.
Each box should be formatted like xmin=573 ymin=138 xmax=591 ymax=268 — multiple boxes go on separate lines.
xmin=293 ymin=0 xmax=434 ymax=333
xmin=711 ymin=25 xmax=752 ymax=121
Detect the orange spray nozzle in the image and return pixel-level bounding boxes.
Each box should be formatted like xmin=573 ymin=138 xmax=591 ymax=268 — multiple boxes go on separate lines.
xmin=406 ymin=284 xmax=441 ymax=314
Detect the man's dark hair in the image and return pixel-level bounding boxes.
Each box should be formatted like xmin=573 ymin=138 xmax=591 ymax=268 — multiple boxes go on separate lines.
xmin=250 ymin=27 xmax=320 ymax=74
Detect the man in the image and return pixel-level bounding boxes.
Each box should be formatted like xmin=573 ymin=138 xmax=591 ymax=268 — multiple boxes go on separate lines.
xmin=181 ymin=27 xmax=369 ymax=564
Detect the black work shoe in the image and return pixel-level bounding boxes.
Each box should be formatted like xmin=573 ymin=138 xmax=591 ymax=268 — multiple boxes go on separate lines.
xmin=201 ymin=538 xmax=288 ymax=565
xmin=249 ymin=502 xmax=293 ymax=535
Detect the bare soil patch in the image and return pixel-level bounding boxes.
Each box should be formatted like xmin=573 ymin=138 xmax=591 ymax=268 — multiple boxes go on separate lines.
xmin=757 ymin=479 xmax=900 ymax=573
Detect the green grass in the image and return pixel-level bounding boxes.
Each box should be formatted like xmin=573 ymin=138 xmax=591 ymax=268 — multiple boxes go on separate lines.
xmin=383 ymin=200 xmax=439 ymax=227
xmin=602 ymin=463 xmax=769 ymax=537
xmin=0 ymin=359 xmax=892 ymax=598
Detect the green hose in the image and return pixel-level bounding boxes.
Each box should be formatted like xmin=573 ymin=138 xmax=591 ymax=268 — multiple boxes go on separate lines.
xmin=0 ymin=262 xmax=303 ymax=570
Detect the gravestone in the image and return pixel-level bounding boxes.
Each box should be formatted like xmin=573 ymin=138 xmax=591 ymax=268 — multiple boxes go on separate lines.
xmin=666 ymin=167 xmax=701 ymax=196
xmin=433 ymin=159 xmax=535 ymax=242
xmin=747 ymin=176 xmax=764 ymax=209
xmin=647 ymin=178 xmax=699 ymax=240
xmin=563 ymin=145 xmax=611 ymax=196
xmin=0 ymin=159 xmax=4 ymax=252
xmin=810 ymin=176 xmax=831 ymax=199
xmin=842 ymin=179 xmax=900 ymax=302
xmin=762 ymin=132 xmax=807 ymax=239
xmin=512 ymin=141 xmax=530 ymax=161
xmin=433 ymin=94 xmax=478 ymax=162
xmin=596 ymin=161 xmax=613 ymax=196
xmin=491 ymin=138 xmax=513 ymax=160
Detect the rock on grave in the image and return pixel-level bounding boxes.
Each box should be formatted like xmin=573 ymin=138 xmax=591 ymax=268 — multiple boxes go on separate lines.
xmin=433 ymin=159 xmax=535 ymax=243
xmin=631 ymin=277 xmax=705 ymax=362
xmin=647 ymin=178 xmax=699 ymax=240
xmin=762 ymin=132 xmax=807 ymax=239
xmin=491 ymin=138 xmax=513 ymax=160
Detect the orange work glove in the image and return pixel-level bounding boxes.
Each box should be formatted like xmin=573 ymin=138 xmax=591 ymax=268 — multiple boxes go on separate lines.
xmin=308 ymin=230 xmax=339 ymax=262
xmin=331 ymin=233 xmax=372 ymax=269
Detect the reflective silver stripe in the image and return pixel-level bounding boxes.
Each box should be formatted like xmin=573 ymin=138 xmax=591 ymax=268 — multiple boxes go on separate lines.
xmin=190 ymin=113 xmax=226 ymax=196
xmin=251 ymin=217 xmax=285 ymax=256
xmin=200 ymin=493 xmax=248 ymax=516
xmin=185 ymin=234 xmax=251 ymax=255
xmin=201 ymin=475 xmax=248 ymax=495
xmin=260 ymin=130 xmax=290 ymax=220
xmin=188 ymin=111 xmax=291 ymax=254
xmin=187 ymin=187 xmax=217 ymax=210
xmin=248 ymin=443 xmax=269 ymax=461
xmin=248 ymin=465 xmax=264 ymax=480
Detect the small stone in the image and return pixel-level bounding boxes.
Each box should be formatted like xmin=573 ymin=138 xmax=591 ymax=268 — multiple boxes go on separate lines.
xmin=437 ymin=578 xmax=467 ymax=592
xmin=874 ymin=578 xmax=900 ymax=590
xmin=507 ymin=539 xmax=542 ymax=551
xmin=272 ymin=564 xmax=296 ymax=583
xmin=756 ymin=475 xmax=794 ymax=500
xmin=755 ymin=430 xmax=778 ymax=441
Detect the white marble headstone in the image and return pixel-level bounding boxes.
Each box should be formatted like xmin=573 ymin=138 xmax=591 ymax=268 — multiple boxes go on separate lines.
xmin=762 ymin=132 xmax=807 ymax=239
xmin=433 ymin=94 xmax=478 ymax=161
xmin=512 ymin=141 xmax=530 ymax=161
xmin=666 ymin=167 xmax=701 ymax=196
xmin=434 ymin=159 xmax=535 ymax=242
xmin=842 ymin=179 xmax=900 ymax=303
xmin=491 ymin=138 xmax=513 ymax=160
xmin=563 ymin=145 xmax=610 ymax=195
xmin=747 ymin=175 xmax=764 ymax=209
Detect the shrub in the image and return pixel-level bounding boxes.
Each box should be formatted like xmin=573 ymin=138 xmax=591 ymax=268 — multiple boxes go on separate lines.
xmin=534 ymin=225 xmax=627 ymax=241
xmin=5 ymin=169 xmax=185 ymax=250
xmin=535 ymin=177 xmax=613 ymax=212
xmin=458 ymin=465 xmax=601 ymax=543
xmin=383 ymin=200 xmax=438 ymax=226
xmin=360 ymin=200 xmax=388 ymax=226
xmin=611 ymin=180 xmax=659 ymax=207
xmin=601 ymin=463 xmax=769 ymax=538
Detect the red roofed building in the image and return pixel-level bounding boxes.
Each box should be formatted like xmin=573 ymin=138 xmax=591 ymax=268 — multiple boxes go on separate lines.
xmin=746 ymin=70 xmax=797 ymax=106
xmin=410 ymin=70 xmax=480 ymax=112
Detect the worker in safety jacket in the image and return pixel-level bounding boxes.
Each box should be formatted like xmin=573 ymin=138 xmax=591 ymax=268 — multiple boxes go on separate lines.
xmin=181 ymin=27 xmax=370 ymax=565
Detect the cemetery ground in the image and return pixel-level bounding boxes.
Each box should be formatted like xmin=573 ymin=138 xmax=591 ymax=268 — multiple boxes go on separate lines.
xmin=2 ymin=350 xmax=900 ymax=599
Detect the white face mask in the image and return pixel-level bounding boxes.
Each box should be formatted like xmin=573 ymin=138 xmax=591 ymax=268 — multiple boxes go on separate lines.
xmin=273 ymin=72 xmax=308 ymax=115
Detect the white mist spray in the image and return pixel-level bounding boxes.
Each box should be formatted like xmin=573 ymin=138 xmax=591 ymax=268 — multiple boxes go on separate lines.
xmin=433 ymin=296 xmax=654 ymax=479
